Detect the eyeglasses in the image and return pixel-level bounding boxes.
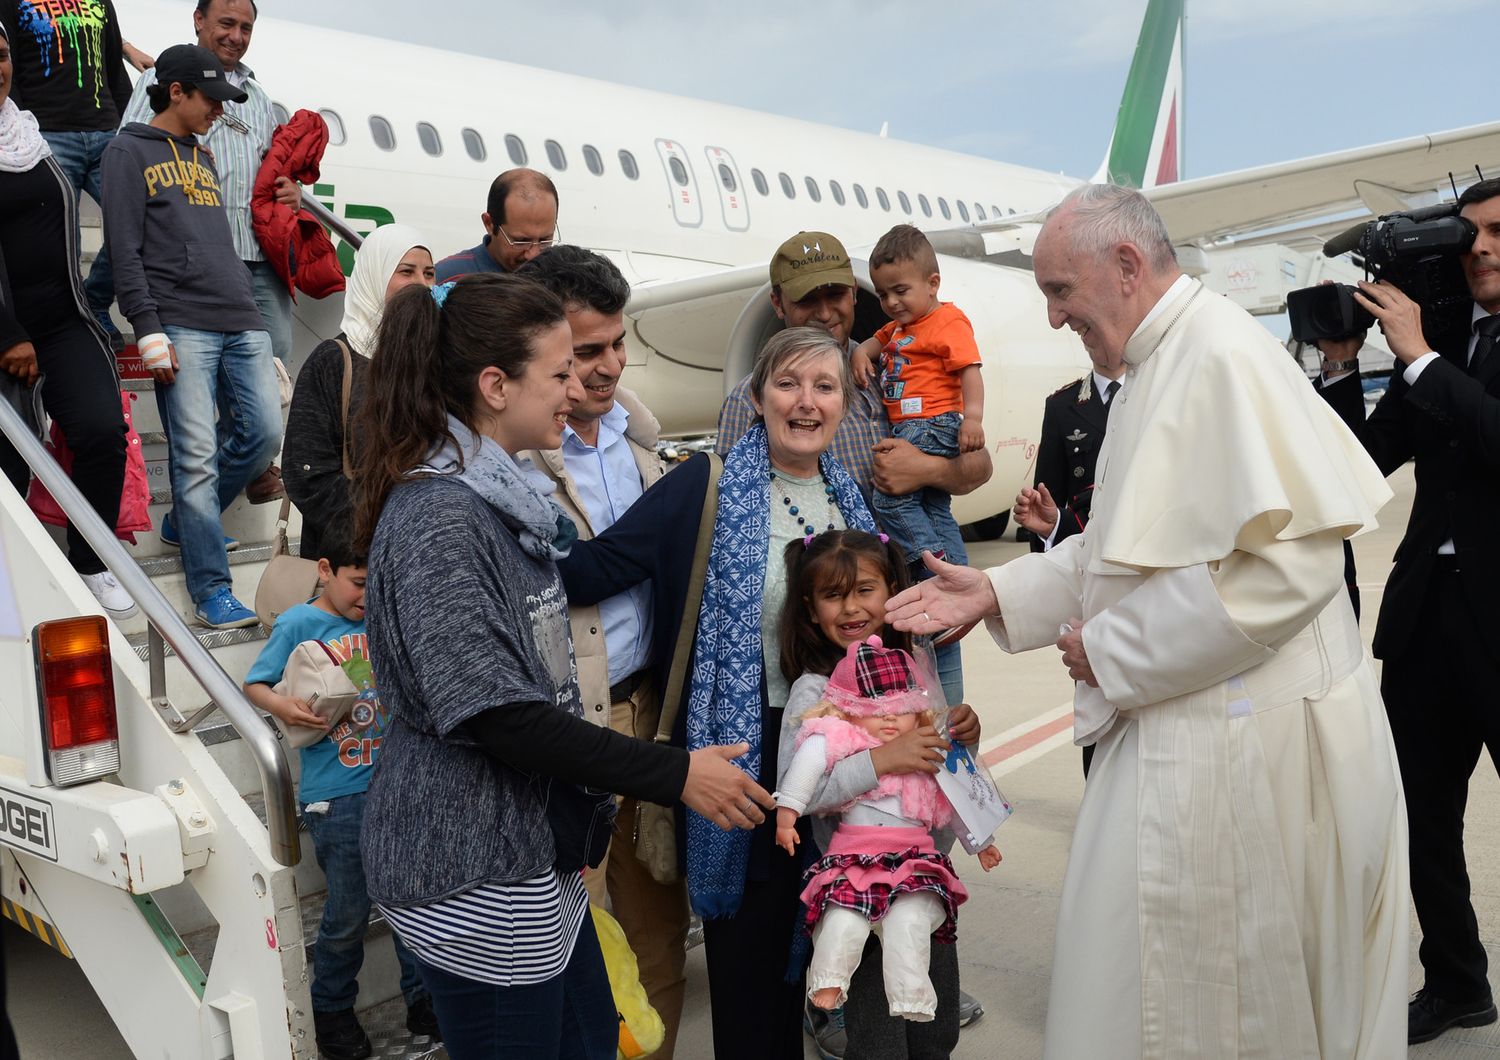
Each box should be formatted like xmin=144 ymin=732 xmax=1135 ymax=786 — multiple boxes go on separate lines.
xmin=494 ymin=224 xmax=561 ymax=252
xmin=218 ymin=111 xmax=250 ymax=135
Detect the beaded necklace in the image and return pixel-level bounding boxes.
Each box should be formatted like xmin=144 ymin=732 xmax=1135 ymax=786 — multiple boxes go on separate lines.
xmin=770 ymin=470 xmax=839 ymax=540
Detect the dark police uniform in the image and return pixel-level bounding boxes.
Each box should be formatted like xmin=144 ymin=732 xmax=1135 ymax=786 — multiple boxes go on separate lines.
xmin=1030 ymin=372 xmax=1115 ymax=553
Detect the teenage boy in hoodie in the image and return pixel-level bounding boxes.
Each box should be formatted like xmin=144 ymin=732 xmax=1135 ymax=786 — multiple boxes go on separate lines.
xmin=101 ymin=43 xmax=279 ymax=629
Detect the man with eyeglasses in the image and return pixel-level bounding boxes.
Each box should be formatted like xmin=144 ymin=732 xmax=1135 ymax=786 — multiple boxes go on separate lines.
xmin=120 ymin=0 xmax=295 ymax=505
xmin=435 ymin=167 xmax=560 ymax=280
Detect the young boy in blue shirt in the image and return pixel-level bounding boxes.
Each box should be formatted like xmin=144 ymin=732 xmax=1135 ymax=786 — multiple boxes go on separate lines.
xmin=243 ymin=532 xmax=437 ymax=1058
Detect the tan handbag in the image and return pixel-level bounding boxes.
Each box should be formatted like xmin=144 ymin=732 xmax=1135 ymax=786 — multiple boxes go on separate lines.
xmin=633 ymin=452 xmax=721 ymax=885
xmin=254 ymin=342 xmax=354 ymax=628
xmin=271 ymin=638 xmax=360 ymax=748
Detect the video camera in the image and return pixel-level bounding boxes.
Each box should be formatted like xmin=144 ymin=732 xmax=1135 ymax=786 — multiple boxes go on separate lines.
xmin=1287 ymin=203 xmax=1476 ymax=345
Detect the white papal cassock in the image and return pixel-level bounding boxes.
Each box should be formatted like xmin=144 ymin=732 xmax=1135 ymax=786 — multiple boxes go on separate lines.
xmin=989 ymin=278 xmax=1408 ymax=1059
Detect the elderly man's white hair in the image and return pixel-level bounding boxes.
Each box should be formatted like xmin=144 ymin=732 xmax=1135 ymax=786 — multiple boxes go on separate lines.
xmin=1048 ymin=184 xmax=1178 ymax=272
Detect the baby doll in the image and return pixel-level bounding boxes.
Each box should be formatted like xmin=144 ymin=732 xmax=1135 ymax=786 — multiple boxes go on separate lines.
xmin=775 ymin=635 xmax=1000 ymax=1022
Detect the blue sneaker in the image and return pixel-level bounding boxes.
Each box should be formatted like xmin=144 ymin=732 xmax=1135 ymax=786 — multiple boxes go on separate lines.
xmin=193 ymin=588 xmax=259 ymax=630
xmin=160 ymin=511 xmax=240 ymax=552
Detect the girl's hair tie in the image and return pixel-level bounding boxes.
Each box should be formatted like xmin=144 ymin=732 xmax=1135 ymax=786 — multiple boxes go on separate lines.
xmin=878 ymin=533 xmax=889 ymax=544
xmin=431 ymin=281 xmax=455 ymax=308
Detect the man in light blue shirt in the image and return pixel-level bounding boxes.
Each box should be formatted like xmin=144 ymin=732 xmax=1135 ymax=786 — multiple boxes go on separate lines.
xmin=120 ymin=0 xmax=297 ymax=504
xmin=516 ymin=246 xmax=693 ymax=1058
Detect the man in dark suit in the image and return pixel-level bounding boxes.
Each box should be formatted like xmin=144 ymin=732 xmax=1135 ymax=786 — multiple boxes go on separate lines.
xmin=1013 ymin=363 xmax=1126 ymax=552
xmin=1315 ymin=176 xmax=1500 ymax=1045
xmin=1012 ymin=363 xmax=1124 ymax=777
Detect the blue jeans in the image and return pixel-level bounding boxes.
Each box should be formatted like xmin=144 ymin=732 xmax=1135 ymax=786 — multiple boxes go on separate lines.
xmin=156 ymin=326 xmax=280 ymax=604
xmin=935 ymin=642 xmax=963 ymax=705
xmin=417 ymin=911 xmax=616 ymax=1060
xmin=872 ymin=412 xmax=969 ymax=569
xmin=302 ymin=791 xmax=425 ymax=1012
xmin=246 ymin=259 xmax=293 ymax=370
xmin=40 ymin=130 xmax=115 ymax=319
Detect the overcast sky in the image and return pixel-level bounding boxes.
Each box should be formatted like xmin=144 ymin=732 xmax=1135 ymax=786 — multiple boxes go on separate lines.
xmin=253 ymin=0 xmax=1491 ymax=185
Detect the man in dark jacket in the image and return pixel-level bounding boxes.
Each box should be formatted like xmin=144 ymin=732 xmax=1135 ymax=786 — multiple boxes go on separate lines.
xmin=1013 ymin=362 xmax=1125 ymax=552
xmin=1315 ymin=177 xmax=1500 ymax=1045
xmin=101 ymin=44 xmax=278 ymax=631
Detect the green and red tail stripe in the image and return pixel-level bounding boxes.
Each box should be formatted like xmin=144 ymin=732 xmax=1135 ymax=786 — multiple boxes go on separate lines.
xmin=1093 ymin=0 xmax=1185 ymax=190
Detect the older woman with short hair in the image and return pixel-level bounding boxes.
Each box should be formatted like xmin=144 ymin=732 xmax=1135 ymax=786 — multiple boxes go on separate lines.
xmin=561 ymin=326 xmax=951 ymax=1057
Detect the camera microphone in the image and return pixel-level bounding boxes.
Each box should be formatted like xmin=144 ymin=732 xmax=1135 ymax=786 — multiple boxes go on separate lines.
xmin=1323 ymin=221 xmax=1367 ymax=259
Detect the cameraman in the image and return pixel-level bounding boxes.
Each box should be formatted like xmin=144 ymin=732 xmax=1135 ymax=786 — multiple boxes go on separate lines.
xmin=1315 ymin=176 xmax=1500 ymax=1046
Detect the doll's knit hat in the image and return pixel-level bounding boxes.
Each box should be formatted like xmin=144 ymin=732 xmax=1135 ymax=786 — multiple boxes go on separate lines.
xmin=823 ymin=635 xmax=932 ymax=717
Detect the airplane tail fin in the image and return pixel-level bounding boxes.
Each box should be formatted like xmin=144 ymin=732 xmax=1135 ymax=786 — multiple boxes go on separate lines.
xmin=1092 ymin=0 xmax=1185 ymax=189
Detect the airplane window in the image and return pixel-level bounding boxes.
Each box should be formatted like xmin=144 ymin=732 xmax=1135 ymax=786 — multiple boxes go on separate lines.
xmin=669 ymin=157 xmax=690 ymax=186
xmin=805 ymin=177 xmax=822 ymax=203
xmin=938 ymin=197 xmax=951 ymax=220
xmin=779 ymin=172 xmax=795 ymax=199
xmin=975 ymin=203 xmax=987 ymax=221
xmin=751 ymin=168 xmax=769 ymax=196
xmin=272 ymin=102 xmax=289 ymax=125
xmin=369 ymin=115 xmax=396 ymax=152
xmin=545 ymin=139 xmax=567 ymax=171
xmin=417 ymin=122 xmax=442 ymax=157
xmin=853 ymin=183 xmax=868 ymax=209
xmin=718 ymin=164 xmax=737 ymax=192
xmin=619 ymin=149 xmax=639 ymax=179
xmin=897 ymin=191 xmax=911 ymax=215
xmin=957 ymin=200 xmax=970 ymax=222
xmin=876 ymin=187 xmax=890 ymax=211
xmin=462 ymin=128 xmax=487 ymax=162
xmin=583 ymin=144 xmax=604 ymax=175
xmin=1007 ymin=207 xmax=1016 ymax=215
xmin=505 ymin=134 xmax=528 ymax=166
xmin=319 ymin=109 xmax=345 ymax=147
xmin=918 ymin=193 xmax=932 ymax=218
xmin=994 ymin=204 xmax=1003 ymax=217
xmin=830 ymin=180 xmax=845 ymax=206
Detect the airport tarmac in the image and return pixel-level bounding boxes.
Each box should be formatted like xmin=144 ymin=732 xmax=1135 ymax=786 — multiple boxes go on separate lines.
xmin=9 ymin=463 xmax=1500 ymax=1058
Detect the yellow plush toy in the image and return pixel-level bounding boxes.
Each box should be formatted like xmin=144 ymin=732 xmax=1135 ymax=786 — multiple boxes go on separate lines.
xmin=590 ymin=904 xmax=664 ymax=1059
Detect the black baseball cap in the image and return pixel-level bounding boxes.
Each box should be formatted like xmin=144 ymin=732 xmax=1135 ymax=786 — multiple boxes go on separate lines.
xmin=153 ymin=44 xmax=249 ymax=104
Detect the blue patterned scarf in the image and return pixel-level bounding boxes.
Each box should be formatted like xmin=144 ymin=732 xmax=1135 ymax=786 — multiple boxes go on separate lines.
xmin=685 ymin=424 xmax=875 ymax=917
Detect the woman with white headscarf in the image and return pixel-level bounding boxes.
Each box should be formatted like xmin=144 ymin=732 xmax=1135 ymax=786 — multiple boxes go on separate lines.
xmin=283 ymin=223 xmax=432 ymax=559
xmin=0 ymin=19 xmax=131 ymax=618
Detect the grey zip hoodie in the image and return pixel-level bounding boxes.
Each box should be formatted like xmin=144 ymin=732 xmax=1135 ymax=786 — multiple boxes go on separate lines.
xmin=100 ymin=121 xmax=264 ymax=338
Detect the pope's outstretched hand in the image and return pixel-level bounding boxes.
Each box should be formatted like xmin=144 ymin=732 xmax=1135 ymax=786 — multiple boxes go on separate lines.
xmin=886 ymin=551 xmax=999 ymax=635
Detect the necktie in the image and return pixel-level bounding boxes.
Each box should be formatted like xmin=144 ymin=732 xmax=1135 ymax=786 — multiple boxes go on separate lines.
xmin=1104 ymin=380 xmax=1121 ymax=404
xmin=1470 ymin=314 xmax=1500 ymax=376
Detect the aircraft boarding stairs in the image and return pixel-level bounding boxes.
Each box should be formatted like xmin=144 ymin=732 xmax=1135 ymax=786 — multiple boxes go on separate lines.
xmin=0 ymin=207 xmax=443 ymax=1058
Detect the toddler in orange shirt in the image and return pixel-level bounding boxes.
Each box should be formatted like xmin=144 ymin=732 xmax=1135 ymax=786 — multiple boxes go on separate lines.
xmin=851 ymin=225 xmax=984 ymax=580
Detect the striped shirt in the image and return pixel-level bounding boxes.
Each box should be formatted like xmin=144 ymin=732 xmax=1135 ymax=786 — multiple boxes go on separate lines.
xmin=120 ymin=64 xmax=276 ymax=262
xmin=715 ymin=343 xmax=890 ymax=502
xmin=380 ymin=870 xmax=590 ymax=987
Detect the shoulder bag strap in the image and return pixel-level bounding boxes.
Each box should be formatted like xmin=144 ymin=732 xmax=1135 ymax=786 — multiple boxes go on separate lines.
xmin=273 ymin=495 xmax=293 ymax=557
xmin=654 ymin=451 xmax=722 ymax=744
xmin=335 ymin=339 xmax=354 ymax=480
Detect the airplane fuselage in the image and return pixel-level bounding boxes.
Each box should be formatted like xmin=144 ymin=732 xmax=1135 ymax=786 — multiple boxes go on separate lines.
xmin=128 ymin=2 xmax=1099 ymax=523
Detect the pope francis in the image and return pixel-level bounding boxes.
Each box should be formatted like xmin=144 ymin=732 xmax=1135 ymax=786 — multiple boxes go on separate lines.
xmin=889 ymin=184 xmax=1408 ymax=1059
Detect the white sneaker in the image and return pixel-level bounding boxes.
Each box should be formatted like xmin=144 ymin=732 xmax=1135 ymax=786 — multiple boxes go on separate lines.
xmin=82 ymin=571 xmax=139 ymax=621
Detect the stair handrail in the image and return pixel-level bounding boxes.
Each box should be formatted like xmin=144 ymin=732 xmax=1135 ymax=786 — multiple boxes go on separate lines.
xmin=299 ymin=191 xmax=366 ymax=251
xmin=0 ymin=397 xmax=300 ymax=868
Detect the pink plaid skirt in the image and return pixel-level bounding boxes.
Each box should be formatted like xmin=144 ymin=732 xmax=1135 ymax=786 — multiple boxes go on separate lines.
xmin=800 ymin=824 xmax=968 ymax=943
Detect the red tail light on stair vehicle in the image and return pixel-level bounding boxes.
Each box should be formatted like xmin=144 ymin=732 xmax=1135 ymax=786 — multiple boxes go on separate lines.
xmin=32 ymin=616 xmax=121 ymax=786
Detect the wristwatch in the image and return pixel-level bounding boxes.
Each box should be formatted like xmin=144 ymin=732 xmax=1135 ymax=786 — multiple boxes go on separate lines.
xmin=1321 ymin=358 xmax=1359 ymax=375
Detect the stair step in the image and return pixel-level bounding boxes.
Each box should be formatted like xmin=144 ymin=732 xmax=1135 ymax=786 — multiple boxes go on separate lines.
xmin=125 ymin=622 xmax=271 ymax=662
xmin=135 ymin=539 xmax=294 ymax=578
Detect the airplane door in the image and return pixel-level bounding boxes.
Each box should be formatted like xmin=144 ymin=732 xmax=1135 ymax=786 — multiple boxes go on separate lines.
xmin=655 ymin=139 xmax=703 ymax=228
xmin=704 ymin=146 xmax=750 ymax=232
